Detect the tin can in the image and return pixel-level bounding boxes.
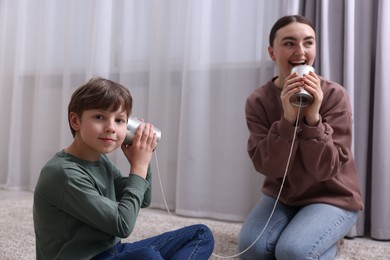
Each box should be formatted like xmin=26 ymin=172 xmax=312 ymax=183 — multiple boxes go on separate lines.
xmin=290 ymin=65 xmax=315 ymax=107
xmin=124 ymin=116 xmax=162 ymax=145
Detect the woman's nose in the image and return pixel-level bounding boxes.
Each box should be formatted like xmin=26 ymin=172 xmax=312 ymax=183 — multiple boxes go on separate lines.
xmin=294 ymin=44 xmax=305 ymax=55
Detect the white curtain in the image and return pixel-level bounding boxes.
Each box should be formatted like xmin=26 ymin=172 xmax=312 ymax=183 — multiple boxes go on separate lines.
xmin=2 ymin=0 xmax=389 ymax=241
xmin=0 ymin=0 xmax=282 ymax=221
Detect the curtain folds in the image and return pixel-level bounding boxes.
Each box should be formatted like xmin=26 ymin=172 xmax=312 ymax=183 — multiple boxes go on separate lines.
xmin=0 ymin=0 xmax=280 ymax=220
xmin=371 ymin=0 xmax=390 ymax=240
xmin=0 ymin=0 xmax=388 ymax=240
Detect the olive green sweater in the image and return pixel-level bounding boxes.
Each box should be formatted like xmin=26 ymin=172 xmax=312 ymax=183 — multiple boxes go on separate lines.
xmin=33 ymin=150 xmax=151 ymax=260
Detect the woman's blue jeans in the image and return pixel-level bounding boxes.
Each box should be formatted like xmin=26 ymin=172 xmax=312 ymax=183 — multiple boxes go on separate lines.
xmin=238 ymin=194 xmax=358 ymax=260
xmin=92 ymin=224 xmax=214 ymax=260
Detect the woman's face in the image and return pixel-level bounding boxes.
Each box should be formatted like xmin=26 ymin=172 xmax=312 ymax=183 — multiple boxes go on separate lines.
xmin=268 ymin=22 xmax=316 ymax=85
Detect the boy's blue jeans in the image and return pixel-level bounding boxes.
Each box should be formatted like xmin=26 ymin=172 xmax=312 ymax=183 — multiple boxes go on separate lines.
xmin=92 ymin=224 xmax=214 ymax=260
xmin=238 ymin=194 xmax=358 ymax=260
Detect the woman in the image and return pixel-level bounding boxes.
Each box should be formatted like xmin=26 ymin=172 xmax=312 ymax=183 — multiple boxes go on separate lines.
xmin=238 ymin=15 xmax=363 ymax=259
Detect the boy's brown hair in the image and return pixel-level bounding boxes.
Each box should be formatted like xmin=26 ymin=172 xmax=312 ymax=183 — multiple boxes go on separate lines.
xmin=68 ymin=77 xmax=132 ymax=137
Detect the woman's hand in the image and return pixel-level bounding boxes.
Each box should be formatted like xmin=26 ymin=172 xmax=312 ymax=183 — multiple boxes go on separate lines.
xmin=121 ymin=121 xmax=158 ymax=179
xmin=281 ymin=71 xmax=322 ymax=126
xmin=302 ymin=71 xmax=322 ymax=126
xmin=281 ymin=73 xmax=303 ymax=125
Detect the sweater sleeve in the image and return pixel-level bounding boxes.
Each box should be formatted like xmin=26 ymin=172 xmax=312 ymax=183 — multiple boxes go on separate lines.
xmin=245 ymin=79 xmax=354 ymax=182
xmin=245 ymin=84 xmax=300 ymax=178
xmin=58 ymin=161 xmax=150 ymax=238
xmin=114 ymin=164 xmax=152 ymax=207
xmin=298 ymin=81 xmax=354 ymax=181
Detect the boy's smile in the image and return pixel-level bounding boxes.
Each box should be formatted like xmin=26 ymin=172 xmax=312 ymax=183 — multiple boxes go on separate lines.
xmin=67 ymin=108 xmax=128 ymax=161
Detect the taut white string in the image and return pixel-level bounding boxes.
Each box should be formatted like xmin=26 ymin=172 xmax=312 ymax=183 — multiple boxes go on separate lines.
xmin=154 ymin=103 xmax=302 ymax=259
xmin=153 ymin=151 xmax=179 ymax=225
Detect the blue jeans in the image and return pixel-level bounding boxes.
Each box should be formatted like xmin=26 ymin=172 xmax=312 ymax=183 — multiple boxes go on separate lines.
xmin=238 ymin=194 xmax=358 ymax=260
xmin=92 ymin=224 xmax=214 ymax=260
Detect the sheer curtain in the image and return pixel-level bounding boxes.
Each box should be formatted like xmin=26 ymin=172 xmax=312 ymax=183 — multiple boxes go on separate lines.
xmin=2 ymin=0 xmax=388 ymax=241
xmin=0 ymin=0 xmax=281 ymax=221
xmin=282 ymin=0 xmax=390 ymax=240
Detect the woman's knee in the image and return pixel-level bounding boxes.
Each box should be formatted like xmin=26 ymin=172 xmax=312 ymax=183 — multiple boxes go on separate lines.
xmin=275 ymin=240 xmax=338 ymax=260
xmin=238 ymin=231 xmax=274 ymax=260
xmin=274 ymin=228 xmax=320 ymax=259
xmin=275 ymin=239 xmax=309 ymax=260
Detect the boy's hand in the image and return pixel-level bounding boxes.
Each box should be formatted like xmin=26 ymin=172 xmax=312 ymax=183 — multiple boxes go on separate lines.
xmin=121 ymin=121 xmax=157 ymax=179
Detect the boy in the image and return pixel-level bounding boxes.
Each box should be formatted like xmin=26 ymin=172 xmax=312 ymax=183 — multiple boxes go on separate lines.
xmin=33 ymin=77 xmax=214 ymax=259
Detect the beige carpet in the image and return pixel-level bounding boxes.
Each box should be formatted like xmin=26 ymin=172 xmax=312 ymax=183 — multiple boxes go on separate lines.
xmin=1 ymin=190 xmax=389 ymax=260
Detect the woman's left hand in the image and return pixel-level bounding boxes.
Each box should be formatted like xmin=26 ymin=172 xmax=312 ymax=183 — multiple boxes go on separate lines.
xmin=302 ymin=71 xmax=322 ymax=126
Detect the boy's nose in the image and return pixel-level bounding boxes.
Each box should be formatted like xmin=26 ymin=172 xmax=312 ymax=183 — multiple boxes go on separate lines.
xmin=104 ymin=120 xmax=116 ymax=132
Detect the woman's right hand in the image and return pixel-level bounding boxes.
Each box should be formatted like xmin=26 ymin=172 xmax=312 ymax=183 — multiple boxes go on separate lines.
xmin=280 ymin=73 xmax=304 ymax=125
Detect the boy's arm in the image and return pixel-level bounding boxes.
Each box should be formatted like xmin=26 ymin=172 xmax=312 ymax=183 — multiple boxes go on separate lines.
xmin=142 ymin=165 xmax=152 ymax=206
xmin=56 ymin=165 xmax=149 ymax=238
xmin=115 ymin=164 xmax=152 ymax=207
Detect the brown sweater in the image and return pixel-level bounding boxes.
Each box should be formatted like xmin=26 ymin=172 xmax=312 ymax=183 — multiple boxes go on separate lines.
xmin=245 ymin=77 xmax=363 ymax=211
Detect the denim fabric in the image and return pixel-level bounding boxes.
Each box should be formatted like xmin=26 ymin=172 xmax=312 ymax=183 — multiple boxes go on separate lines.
xmin=92 ymin=224 xmax=214 ymax=260
xmin=238 ymin=194 xmax=358 ymax=260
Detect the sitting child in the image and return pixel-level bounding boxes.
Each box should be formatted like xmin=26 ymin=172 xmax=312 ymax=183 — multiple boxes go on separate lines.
xmin=33 ymin=77 xmax=214 ymax=259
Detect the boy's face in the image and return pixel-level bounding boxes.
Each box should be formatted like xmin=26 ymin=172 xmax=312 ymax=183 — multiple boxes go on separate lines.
xmin=70 ymin=107 xmax=128 ymax=160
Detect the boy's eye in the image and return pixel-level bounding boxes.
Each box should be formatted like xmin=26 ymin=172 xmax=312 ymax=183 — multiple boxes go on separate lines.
xmin=116 ymin=118 xmax=126 ymax=124
xmin=95 ymin=115 xmax=104 ymax=120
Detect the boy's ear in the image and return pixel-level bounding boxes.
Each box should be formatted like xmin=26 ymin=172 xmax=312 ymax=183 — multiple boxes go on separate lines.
xmin=268 ymin=46 xmax=276 ymax=61
xmin=69 ymin=112 xmax=81 ymax=132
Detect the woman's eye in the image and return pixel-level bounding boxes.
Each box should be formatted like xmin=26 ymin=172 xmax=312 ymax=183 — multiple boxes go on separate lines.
xmin=305 ymin=41 xmax=314 ymax=46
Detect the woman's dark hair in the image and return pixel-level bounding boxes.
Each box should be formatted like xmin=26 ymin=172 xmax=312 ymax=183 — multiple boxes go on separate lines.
xmin=269 ymin=15 xmax=315 ymax=46
xmin=68 ymin=77 xmax=133 ymax=137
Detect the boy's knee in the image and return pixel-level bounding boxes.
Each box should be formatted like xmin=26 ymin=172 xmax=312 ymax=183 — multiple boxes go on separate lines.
xmin=195 ymin=224 xmax=213 ymax=238
xmin=127 ymin=246 xmax=164 ymax=260
xmin=191 ymin=224 xmax=215 ymax=258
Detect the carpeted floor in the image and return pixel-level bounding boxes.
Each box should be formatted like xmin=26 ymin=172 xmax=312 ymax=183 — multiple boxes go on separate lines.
xmin=1 ymin=190 xmax=389 ymax=259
